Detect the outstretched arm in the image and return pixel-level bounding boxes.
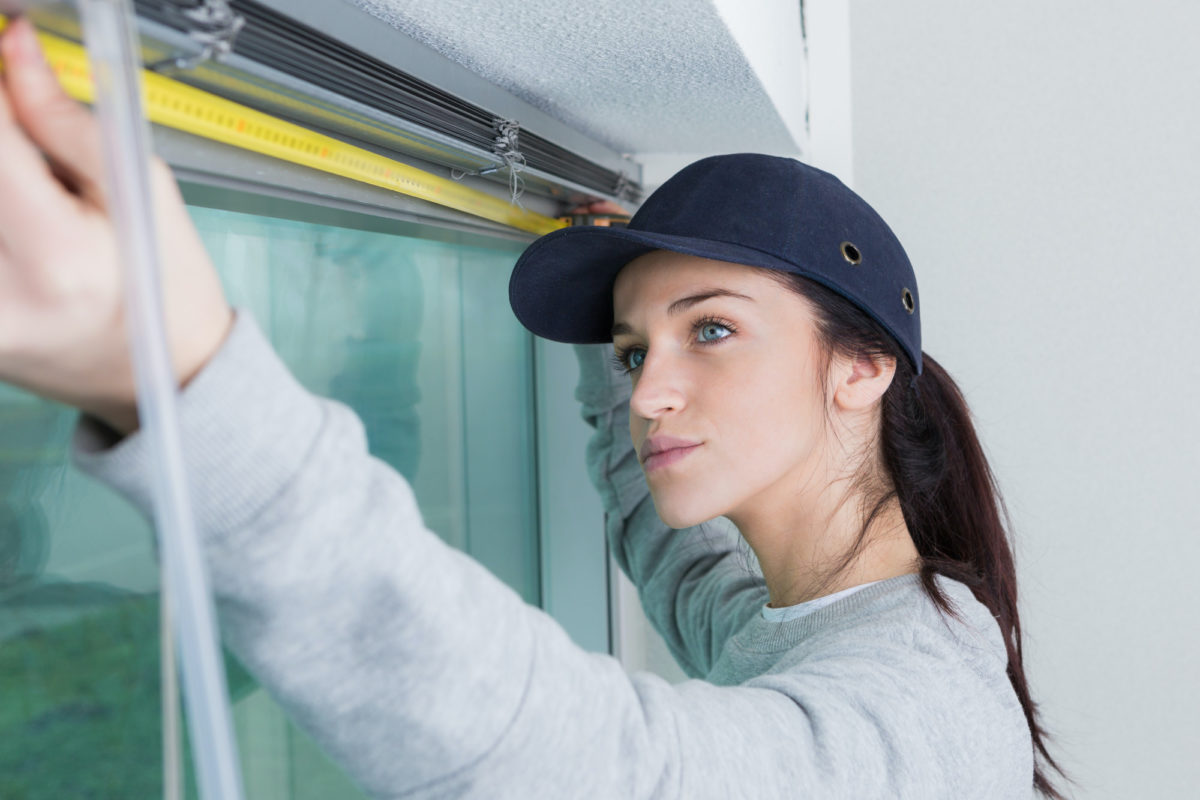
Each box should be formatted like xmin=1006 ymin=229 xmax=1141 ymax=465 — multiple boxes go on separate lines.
xmin=573 ymin=343 xmax=767 ymax=678
xmin=73 ymin=313 xmax=952 ymax=799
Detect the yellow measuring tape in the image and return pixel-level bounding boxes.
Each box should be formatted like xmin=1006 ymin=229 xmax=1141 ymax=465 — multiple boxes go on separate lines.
xmin=0 ymin=17 xmax=567 ymax=236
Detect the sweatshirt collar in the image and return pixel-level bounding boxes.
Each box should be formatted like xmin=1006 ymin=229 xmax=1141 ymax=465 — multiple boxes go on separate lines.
xmin=733 ymin=572 xmax=929 ymax=653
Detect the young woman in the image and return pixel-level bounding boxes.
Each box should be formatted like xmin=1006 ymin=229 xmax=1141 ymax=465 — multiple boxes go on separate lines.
xmin=0 ymin=17 xmax=1069 ymax=798
xmin=508 ymin=154 xmax=1072 ymax=798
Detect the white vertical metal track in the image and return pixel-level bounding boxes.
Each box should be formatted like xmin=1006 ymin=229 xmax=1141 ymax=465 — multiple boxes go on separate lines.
xmin=533 ymin=338 xmax=610 ymax=655
xmin=78 ymin=1 xmax=245 ymax=797
xmin=802 ymin=0 xmax=855 ymax=184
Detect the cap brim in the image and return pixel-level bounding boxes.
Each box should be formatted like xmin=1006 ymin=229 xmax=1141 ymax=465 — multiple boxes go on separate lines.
xmin=508 ymin=225 xmax=803 ymax=343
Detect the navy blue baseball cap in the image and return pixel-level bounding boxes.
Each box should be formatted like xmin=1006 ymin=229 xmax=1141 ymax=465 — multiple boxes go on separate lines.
xmin=508 ymin=153 xmax=922 ymax=376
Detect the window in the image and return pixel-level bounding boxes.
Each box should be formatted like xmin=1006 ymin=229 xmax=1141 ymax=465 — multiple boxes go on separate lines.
xmin=0 ymin=192 xmax=540 ymax=797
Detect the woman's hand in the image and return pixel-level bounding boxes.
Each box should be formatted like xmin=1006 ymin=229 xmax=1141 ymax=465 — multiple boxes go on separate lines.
xmin=0 ymin=17 xmax=233 ymax=436
xmin=567 ymin=199 xmax=630 ymax=215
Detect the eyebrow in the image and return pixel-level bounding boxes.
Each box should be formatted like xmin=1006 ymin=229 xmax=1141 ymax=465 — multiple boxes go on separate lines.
xmin=611 ymin=288 xmax=756 ymax=337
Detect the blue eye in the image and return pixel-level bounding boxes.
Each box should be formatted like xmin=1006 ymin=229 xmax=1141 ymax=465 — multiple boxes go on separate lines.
xmin=698 ymin=321 xmax=732 ymax=342
xmin=611 ymin=316 xmax=735 ymax=375
xmin=610 ymin=346 xmax=644 ymax=374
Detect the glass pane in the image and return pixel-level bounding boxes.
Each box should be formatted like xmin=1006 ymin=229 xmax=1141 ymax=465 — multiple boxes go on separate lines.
xmin=0 ymin=385 xmax=163 ymax=798
xmin=0 ymin=199 xmax=537 ymax=798
xmin=190 ymin=207 xmax=538 ymax=601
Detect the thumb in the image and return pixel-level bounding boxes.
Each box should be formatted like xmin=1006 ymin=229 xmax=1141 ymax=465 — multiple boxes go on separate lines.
xmin=1 ymin=17 xmax=106 ymax=202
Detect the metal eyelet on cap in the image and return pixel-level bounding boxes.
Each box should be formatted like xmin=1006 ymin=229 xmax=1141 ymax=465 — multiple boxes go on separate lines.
xmin=840 ymin=241 xmax=862 ymax=264
xmin=901 ymin=288 xmax=915 ymax=314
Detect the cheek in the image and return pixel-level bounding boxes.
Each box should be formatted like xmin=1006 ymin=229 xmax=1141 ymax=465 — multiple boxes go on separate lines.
xmin=646 ymin=358 xmax=824 ymax=528
xmin=735 ymin=404 xmax=805 ymax=452
xmin=710 ymin=357 xmax=825 ymax=480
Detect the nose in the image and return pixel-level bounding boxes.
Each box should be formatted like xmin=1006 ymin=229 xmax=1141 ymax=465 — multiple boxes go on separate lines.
xmin=628 ymin=348 xmax=687 ymax=421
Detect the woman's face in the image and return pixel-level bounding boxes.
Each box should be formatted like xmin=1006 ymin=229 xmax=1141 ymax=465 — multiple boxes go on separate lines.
xmin=611 ymin=250 xmax=831 ymax=529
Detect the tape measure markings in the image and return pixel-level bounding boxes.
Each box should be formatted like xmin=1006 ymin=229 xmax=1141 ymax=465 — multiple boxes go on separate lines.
xmin=0 ymin=16 xmax=566 ymax=236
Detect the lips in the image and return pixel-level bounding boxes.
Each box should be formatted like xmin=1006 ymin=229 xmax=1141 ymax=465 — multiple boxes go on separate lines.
xmin=640 ymin=435 xmax=702 ymax=472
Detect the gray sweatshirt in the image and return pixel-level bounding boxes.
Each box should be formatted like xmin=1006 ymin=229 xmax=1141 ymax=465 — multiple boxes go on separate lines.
xmin=71 ymin=309 xmax=1034 ymax=799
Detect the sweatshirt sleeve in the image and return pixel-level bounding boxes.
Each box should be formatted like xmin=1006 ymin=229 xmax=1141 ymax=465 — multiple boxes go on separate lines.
xmin=572 ymin=343 xmax=768 ymax=678
xmin=70 ymin=309 xmax=880 ymax=800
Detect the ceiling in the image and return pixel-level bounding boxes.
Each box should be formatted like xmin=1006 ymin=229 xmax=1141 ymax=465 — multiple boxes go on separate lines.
xmin=347 ymin=0 xmax=803 ymax=159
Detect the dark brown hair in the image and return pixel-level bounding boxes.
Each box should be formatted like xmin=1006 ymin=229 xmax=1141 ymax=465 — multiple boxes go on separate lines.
xmin=763 ymin=269 xmax=1073 ymax=799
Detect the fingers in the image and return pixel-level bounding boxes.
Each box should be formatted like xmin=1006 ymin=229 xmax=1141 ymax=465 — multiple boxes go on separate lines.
xmin=0 ymin=19 xmax=76 ymax=257
xmin=568 ymin=199 xmax=631 ymax=216
xmin=1 ymin=17 xmax=106 ymax=204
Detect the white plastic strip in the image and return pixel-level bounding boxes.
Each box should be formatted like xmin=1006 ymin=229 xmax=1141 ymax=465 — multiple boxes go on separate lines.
xmin=77 ymin=1 xmax=245 ymax=798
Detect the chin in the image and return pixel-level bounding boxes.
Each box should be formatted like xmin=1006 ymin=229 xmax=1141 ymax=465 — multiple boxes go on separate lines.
xmin=648 ymin=485 xmax=728 ymax=530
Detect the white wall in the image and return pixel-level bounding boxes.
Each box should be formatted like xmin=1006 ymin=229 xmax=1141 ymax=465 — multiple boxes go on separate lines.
xmin=849 ymin=1 xmax=1200 ymax=797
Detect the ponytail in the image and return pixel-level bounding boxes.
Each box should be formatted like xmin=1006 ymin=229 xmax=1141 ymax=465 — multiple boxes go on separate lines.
xmin=766 ymin=270 xmax=1073 ymax=799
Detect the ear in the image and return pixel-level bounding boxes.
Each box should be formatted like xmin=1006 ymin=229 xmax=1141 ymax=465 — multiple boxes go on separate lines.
xmin=831 ymin=351 xmax=896 ymax=412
